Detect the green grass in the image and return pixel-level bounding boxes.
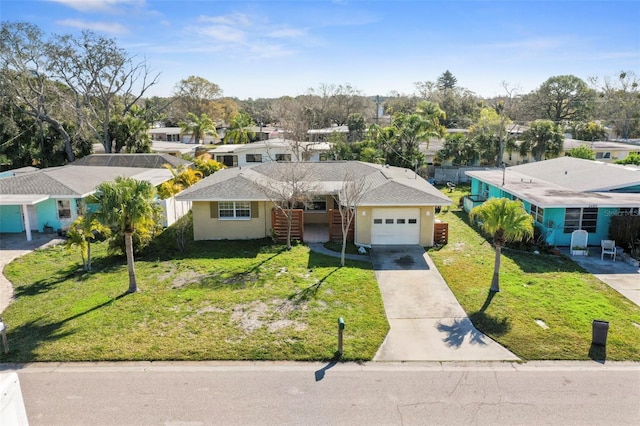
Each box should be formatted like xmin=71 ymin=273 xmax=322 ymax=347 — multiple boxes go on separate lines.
xmin=1 ymin=236 xmax=388 ymax=362
xmin=429 ymin=186 xmax=640 ymax=361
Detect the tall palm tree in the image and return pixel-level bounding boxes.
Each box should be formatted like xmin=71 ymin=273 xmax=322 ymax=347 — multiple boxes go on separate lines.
xmin=223 ymin=111 xmax=255 ymax=144
xmin=179 ymin=112 xmax=218 ymax=144
xmin=470 ymin=198 xmax=534 ymax=292
xmin=90 ymin=177 xmax=158 ymax=293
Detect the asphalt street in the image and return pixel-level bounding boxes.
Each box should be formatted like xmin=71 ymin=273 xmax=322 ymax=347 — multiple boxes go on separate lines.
xmin=9 ymin=361 xmax=640 ymax=425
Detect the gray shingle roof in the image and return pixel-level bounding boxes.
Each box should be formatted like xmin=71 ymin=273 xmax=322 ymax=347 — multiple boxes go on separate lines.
xmin=0 ymin=165 xmax=173 ymax=200
xmin=71 ymin=154 xmax=191 ymax=169
xmin=176 ymin=161 xmax=452 ymax=206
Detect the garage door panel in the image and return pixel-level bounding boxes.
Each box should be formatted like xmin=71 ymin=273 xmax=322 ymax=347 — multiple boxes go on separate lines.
xmin=371 ymin=208 xmax=419 ymax=245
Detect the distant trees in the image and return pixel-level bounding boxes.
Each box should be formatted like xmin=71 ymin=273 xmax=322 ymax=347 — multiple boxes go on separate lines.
xmin=519 ymin=120 xmax=564 ymax=161
xmin=179 ymin=112 xmax=218 ymax=144
xmin=0 ymin=21 xmax=159 ymax=164
xmin=591 ymin=71 xmax=640 ymax=139
xmin=414 ymin=70 xmax=481 ymax=128
xmin=571 ymin=121 xmax=607 ymax=141
xmin=521 ymin=75 xmax=595 ymax=123
xmin=566 ymin=145 xmax=595 ymax=160
xmin=223 ymin=112 xmax=255 ymax=144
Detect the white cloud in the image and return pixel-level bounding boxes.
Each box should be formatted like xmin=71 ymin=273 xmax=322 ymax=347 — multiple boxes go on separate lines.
xmin=56 ymin=18 xmax=129 ymax=35
xmin=51 ymin=0 xmax=145 ymax=13
xmin=198 ymin=26 xmax=247 ymax=43
xmin=198 ymin=13 xmax=251 ymax=27
xmin=267 ymin=28 xmax=307 ymax=39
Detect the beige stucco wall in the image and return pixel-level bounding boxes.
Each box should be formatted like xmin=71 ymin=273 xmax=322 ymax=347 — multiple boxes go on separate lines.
xmin=192 ymin=201 xmax=274 ymax=240
xmin=354 ymin=205 xmax=437 ymax=247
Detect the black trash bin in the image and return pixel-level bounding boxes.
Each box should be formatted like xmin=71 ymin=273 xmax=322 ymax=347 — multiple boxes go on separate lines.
xmin=592 ymin=320 xmax=609 ymax=346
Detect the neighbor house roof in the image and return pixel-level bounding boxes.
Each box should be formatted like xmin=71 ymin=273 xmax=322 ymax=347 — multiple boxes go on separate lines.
xmin=71 ymin=153 xmax=191 ymax=169
xmin=0 ymin=165 xmax=173 ymax=205
xmin=209 ymin=139 xmax=331 ymax=155
xmin=465 ymin=157 xmax=640 ymax=208
xmin=176 ymin=161 xmax=452 ymax=206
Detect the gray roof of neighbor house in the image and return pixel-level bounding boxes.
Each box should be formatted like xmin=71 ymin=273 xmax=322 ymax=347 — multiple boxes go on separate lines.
xmin=562 ymin=138 xmax=640 ymax=152
xmin=176 ymin=161 xmax=452 ymax=206
xmin=465 ymin=157 xmax=640 ymax=208
xmin=0 ymin=165 xmax=173 ymax=205
xmin=71 ymin=154 xmax=191 ymax=169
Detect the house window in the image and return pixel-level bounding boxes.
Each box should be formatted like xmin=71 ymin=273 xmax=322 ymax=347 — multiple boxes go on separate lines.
xmin=619 ymin=207 xmax=639 ymax=216
xmin=275 ymin=154 xmax=291 ymax=162
xmin=563 ymin=207 xmax=598 ymax=233
xmin=216 ymin=155 xmax=238 ymax=167
xmin=57 ymin=200 xmax=72 ymax=219
xmin=595 ymin=152 xmax=611 ymax=160
xmin=218 ymin=201 xmax=250 ymax=219
xmin=307 ymin=196 xmax=327 ymax=211
xmin=373 ymin=219 xmax=382 ymax=224
xmin=530 ymin=204 xmax=544 ymax=224
xmin=246 ymin=154 xmax=262 ymax=163
xmin=319 ymin=153 xmax=328 ymax=161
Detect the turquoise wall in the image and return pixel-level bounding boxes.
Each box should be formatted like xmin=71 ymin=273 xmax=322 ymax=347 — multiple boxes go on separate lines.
xmin=0 ymin=205 xmax=24 ymax=232
xmin=476 ymin=179 xmax=620 ymax=247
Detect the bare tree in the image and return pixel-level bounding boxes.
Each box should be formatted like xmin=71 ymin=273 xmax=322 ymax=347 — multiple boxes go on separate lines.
xmin=49 ymin=30 xmax=160 ymax=153
xmin=0 ymin=22 xmax=76 ymax=161
xmin=333 ymin=173 xmax=369 ymax=266
xmin=252 ymin=163 xmax=319 ymax=249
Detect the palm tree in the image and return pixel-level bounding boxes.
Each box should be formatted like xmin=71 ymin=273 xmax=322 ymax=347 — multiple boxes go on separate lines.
xmin=90 ymin=177 xmax=158 ymax=293
xmin=179 ymin=112 xmax=218 ymax=144
xmin=519 ymin=120 xmax=564 ymax=161
xmin=469 ymin=198 xmax=534 ymax=292
xmin=223 ymin=111 xmax=255 ymax=144
xmin=65 ymin=214 xmax=110 ymax=271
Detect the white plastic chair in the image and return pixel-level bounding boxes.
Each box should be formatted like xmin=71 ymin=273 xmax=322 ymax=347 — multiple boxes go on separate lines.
xmin=570 ymin=230 xmax=588 ymax=255
xmin=601 ymin=240 xmax=616 ymax=261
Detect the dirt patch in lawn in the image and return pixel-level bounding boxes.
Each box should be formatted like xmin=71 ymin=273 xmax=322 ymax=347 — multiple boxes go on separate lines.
xmin=231 ymin=299 xmax=308 ymax=334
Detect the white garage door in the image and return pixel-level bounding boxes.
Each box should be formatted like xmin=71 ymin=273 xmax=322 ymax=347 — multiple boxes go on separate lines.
xmin=371 ymin=208 xmax=420 ymax=245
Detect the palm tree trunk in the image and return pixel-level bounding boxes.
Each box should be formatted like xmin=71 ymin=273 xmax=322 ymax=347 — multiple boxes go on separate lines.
xmin=87 ymin=241 xmax=92 ymax=271
xmin=125 ymin=232 xmax=138 ymax=293
xmin=491 ymin=245 xmax=502 ymax=292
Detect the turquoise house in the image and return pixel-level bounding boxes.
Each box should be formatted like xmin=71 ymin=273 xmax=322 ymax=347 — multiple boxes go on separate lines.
xmin=0 ymin=154 xmax=189 ymax=241
xmin=464 ymin=157 xmax=640 ymax=247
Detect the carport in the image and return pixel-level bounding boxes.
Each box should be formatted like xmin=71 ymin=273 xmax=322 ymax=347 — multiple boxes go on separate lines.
xmin=0 ymin=195 xmax=49 ymax=242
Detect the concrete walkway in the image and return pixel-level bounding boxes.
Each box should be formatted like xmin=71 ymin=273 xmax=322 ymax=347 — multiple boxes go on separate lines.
xmin=369 ymin=245 xmax=519 ymax=362
xmin=0 ymin=233 xmax=64 ymax=313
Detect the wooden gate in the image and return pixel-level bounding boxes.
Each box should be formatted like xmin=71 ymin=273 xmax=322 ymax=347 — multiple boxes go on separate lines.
xmin=434 ymin=222 xmax=449 ymax=245
xmin=328 ymin=209 xmax=354 ymax=242
xmin=271 ymin=208 xmax=304 ymax=242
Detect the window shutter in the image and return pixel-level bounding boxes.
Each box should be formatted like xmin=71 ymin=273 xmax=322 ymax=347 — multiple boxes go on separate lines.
xmin=210 ymin=202 xmax=218 ymax=218
xmin=251 ymin=201 xmax=259 ymax=218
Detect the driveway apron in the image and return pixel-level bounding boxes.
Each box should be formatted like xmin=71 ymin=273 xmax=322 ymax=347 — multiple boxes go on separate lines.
xmin=371 ymin=245 xmax=519 ymax=362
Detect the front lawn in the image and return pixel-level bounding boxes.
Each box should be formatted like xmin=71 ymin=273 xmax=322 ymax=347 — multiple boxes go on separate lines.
xmin=429 ymin=186 xmax=640 ymax=361
xmin=1 ymin=237 xmax=388 ymax=362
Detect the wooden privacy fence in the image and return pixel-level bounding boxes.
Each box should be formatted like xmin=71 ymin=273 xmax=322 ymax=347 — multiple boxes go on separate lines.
xmin=328 ymin=209 xmax=354 ymax=242
xmin=271 ymin=208 xmax=304 ymax=242
xmin=434 ymin=222 xmax=449 ymax=245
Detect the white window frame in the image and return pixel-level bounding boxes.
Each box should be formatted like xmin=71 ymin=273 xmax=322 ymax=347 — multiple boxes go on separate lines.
xmin=57 ymin=199 xmax=72 ymax=220
xmin=218 ymin=201 xmax=251 ymax=220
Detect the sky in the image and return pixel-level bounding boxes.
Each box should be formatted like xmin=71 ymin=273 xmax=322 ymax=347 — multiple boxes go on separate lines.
xmin=2 ymin=0 xmax=639 ymax=100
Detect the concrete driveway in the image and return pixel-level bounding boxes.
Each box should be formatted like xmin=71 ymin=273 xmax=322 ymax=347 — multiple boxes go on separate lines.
xmin=370 ymin=245 xmax=519 ymax=362
xmin=0 ymin=233 xmax=64 ymax=313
